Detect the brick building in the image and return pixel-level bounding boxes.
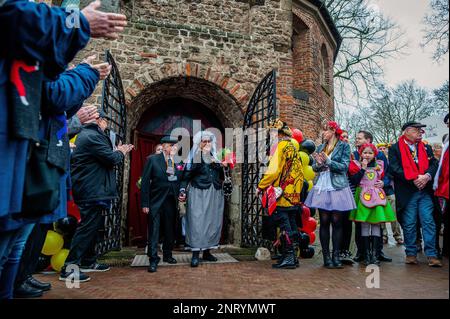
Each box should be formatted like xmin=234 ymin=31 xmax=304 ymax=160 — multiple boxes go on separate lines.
xmin=51 ymin=0 xmax=341 ymax=248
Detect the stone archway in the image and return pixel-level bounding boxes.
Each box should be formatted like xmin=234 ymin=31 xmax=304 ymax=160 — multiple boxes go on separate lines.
xmin=121 ymin=76 xmax=245 ymax=247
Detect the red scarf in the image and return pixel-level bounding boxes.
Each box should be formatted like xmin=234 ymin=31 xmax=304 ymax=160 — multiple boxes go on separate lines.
xmin=398 ymin=135 xmax=429 ymax=180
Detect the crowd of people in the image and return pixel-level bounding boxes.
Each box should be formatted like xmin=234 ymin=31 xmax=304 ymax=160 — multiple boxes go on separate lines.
xmin=256 ymin=118 xmax=448 ymax=270
xmin=0 ymin=0 xmax=130 ymax=299
xmin=0 ymin=0 xmax=448 ymax=301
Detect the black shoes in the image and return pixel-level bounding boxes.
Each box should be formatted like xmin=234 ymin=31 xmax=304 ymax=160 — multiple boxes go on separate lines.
xmin=274 ymin=248 xmax=296 ymax=269
xmin=332 ymin=250 xmax=344 ymax=269
xmin=202 ymin=250 xmax=218 ymax=262
xmin=322 ymin=251 xmax=334 ymax=269
xmin=80 ymin=263 xmax=110 ymax=272
xmin=59 ymin=268 xmax=91 ymax=282
xmin=191 ymin=251 xmax=200 ymax=267
xmin=340 ymin=250 xmax=355 ymax=265
xmin=353 ymin=251 xmax=364 ymax=262
xmin=163 ymin=256 xmax=178 ymax=264
xmin=148 ymin=260 xmax=158 ymax=273
xmin=14 ymin=281 xmax=43 ymax=298
xmin=27 ymin=276 xmax=51 ymax=291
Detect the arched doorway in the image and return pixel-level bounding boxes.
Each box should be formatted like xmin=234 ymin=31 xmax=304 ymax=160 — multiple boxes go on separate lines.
xmin=127 ymin=97 xmax=226 ymax=247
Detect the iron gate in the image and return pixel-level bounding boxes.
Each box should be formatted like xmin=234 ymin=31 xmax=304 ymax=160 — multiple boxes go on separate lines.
xmin=241 ymin=70 xmax=277 ymax=248
xmin=96 ymin=50 xmax=127 ymax=256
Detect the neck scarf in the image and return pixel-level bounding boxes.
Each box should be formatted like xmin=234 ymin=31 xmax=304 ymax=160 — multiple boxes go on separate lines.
xmin=398 ymin=135 xmax=429 ymax=180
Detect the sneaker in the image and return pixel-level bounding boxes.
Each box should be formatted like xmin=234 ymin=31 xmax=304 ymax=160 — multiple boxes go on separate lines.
xmin=59 ymin=269 xmax=90 ymax=282
xmin=427 ymin=257 xmax=443 ymax=267
xmin=405 ymin=255 xmax=418 ymax=265
xmin=80 ymin=263 xmax=110 ymax=273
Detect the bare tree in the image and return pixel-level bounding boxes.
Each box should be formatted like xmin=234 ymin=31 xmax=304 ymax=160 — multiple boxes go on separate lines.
xmin=431 ymin=80 xmax=449 ymax=114
xmin=422 ymin=0 xmax=449 ymax=62
xmin=324 ymin=0 xmax=407 ymax=106
xmin=341 ymin=80 xmax=442 ymax=143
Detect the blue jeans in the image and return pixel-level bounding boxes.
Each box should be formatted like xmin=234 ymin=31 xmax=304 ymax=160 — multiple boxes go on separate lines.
xmin=0 ymin=230 xmax=18 ymax=278
xmin=402 ymin=191 xmax=437 ymax=258
xmin=0 ymin=223 xmax=35 ymax=299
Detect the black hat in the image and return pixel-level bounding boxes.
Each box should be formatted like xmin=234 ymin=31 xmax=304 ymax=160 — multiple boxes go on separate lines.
xmin=160 ymin=136 xmax=178 ymax=144
xmin=401 ymin=121 xmax=427 ymax=131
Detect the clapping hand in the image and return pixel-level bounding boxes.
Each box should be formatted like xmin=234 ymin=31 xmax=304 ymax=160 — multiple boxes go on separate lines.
xmin=178 ymin=191 xmax=187 ymax=202
xmin=361 ymin=159 xmax=369 ymax=169
xmin=81 ymin=1 xmax=128 ymax=40
xmin=117 ymin=143 xmax=134 ymax=155
xmin=81 ymin=55 xmax=112 ymax=80
xmin=76 ymin=105 xmax=99 ymax=124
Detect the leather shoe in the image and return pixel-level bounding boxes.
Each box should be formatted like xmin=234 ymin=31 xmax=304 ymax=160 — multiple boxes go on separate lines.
xmin=163 ymin=256 xmax=177 ymax=264
xmin=14 ymin=281 xmax=43 ymax=298
xmin=27 ymin=276 xmax=51 ymax=291
xmin=202 ymin=251 xmax=218 ymax=262
xmin=148 ymin=261 xmax=157 ymax=273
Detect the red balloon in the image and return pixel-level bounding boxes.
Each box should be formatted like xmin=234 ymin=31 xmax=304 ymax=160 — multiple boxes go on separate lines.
xmin=302 ymin=205 xmax=311 ymax=219
xmin=303 ymin=217 xmax=317 ymax=233
xmin=309 ymin=232 xmax=316 ymax=244
xmin=292 ymin=129 xmax=304 ymax=144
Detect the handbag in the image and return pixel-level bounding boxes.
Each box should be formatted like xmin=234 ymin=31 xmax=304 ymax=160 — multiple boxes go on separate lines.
xmin=21 ymin=138 xmax=63 ymax=218
xmin=222 ymin=166 xmax=233 ymax=198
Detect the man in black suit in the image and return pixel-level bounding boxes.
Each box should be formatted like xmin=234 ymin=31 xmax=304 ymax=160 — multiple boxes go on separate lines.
xmin=141 ymin=136 xmax=181 ymax=272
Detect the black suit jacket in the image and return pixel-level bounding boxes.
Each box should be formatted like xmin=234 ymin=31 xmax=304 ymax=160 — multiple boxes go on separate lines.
xmin=388 ymin=142 xmax=438 ymax=216
xmin=140 ymin=153 xmax=182 ymax=216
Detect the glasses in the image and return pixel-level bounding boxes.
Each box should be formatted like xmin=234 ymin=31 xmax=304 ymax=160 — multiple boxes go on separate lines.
xmin=201 ymin=140 xmax=212 ymax=144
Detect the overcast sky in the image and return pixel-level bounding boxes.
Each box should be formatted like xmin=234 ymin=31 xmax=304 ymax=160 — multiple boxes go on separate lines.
xmin=373 ymin=0 xmax=449 ymax=90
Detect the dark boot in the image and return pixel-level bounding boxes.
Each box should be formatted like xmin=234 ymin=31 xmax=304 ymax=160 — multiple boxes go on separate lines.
xmin=376 ymin=240 xmax=392 ymax=262
xmin=322 ymin=250 xmax=334 ymax=269
xmin=370 ymin=236 xmax=381 ymax=265
xmin=362 ymin=236 xmax=371 ymax=266
xmin=148 ymin=259 xmax=157 ymax=273
xmin=191 ymin=251 xmax=200 ymax=267
xmin=272 ymin=234 xmax=287 ymax=268
xmin=292 ymin=232 xmax=300 ymax=268
xmin=332 ymin=250 xmax=344 ymax=269
xmin=276 ymin=247 xmax=296 ymax=270
xmin=202 ymin=249 xmax=218 ymax=262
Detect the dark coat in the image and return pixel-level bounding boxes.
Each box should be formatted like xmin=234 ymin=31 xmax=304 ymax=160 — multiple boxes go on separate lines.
xmin=0 ymin=0 xmax=90 ymax=225
xmin=180 ymin=158 xmax=225 ymax=191
xmin=70 ymin=124 xmax=125 ymax=205
xmin=388 ymin=142 xmax=438 ymax=215
xmin=140 ymin=152 xmax=183 ymax=216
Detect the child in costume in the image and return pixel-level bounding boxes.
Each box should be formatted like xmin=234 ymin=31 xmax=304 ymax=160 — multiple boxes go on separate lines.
xmin=349 ymin=143 xmax=396 ymax=265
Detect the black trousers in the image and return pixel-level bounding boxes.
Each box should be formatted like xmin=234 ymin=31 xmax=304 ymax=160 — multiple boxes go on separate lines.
xmin=64 ymin=205 xmax=104 ymax=268
xmin=147 ymin=196 xmax=177 ymax=262
xmin=14 ymin=223 xmax=51 ymax=285
xmin=273 ymin=207 xmax=299 ymax=244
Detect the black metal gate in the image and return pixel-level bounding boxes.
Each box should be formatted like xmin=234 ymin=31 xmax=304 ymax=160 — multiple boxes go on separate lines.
xmin=96 ymin=50 xmax=127 ymax=256
xmin=241 ymin=70 xmax=277 ymax=248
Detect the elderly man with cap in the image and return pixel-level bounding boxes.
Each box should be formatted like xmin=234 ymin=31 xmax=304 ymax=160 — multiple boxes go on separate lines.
xmin=141 ymin=135 xmax=182 ymax=273
xmin=60 ymin=109 xmax=134 ymax=281
xmin=388 ymin=121 xmax=441 ymax=267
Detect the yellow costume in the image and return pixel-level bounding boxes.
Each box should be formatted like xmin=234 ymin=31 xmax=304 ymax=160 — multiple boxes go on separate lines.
xmin=258 ymin=138 xmax=304 ymax=207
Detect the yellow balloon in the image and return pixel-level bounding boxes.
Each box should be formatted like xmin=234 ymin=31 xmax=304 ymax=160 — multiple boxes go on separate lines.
xmin=290 ymin=138 xmax=300 ymax=151
xmin=42 ymin=230 xmax=64 ymax=256
xmin=299 ymin=151 xmax=310 ymax=166
xmin=308 ymin=180 xmax=314 ymax=191
xmin=304 ymin=165 xmax=315 ymax=181
xmin=51 ymin=249 xmax=69 ymax=272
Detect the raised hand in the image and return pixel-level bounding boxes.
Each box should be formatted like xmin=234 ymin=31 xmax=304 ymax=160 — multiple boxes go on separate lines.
xmin=81 ymin=0 xmax=128 ymax=40
xmin=76 ymin=104 xmax=98 ymax=124
xmin=81 ymin=54 xmax=112 ymax=80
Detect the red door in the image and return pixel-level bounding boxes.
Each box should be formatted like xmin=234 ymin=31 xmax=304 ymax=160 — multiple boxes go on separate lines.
xmin=127 ymin=132 xmax=162 ymax=247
